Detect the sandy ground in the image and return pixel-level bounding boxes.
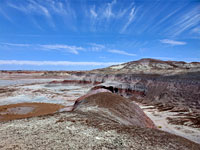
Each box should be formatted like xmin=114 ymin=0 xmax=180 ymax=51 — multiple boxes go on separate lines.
xmin=0 ymin=77 xmax=200 ymax=145
xmin=0 ymin=108 xmax=199 ymax=150
xmin=135 ymin=102 xmax=200 ymax=144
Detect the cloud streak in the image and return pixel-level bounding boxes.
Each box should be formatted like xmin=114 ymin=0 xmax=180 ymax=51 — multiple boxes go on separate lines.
xmin=40 ymin=44 xmax=84 ymax=54
xmin=160 ymin=39 xmax=186 ymax=46
xmin=0 ymin=43 xmax=84 ymax=54
xmin=166 ymin=5 xmax=200 ymax=37
xmin=90 ymin=6 xmax=97 ymax=18
xmin=121 ymin=5 xmax=136 ymax=33
xmin=103 ymin=0 xmax=116 ymax=19
xmin=7 ymin=0 xmax=55 ymax=28
xmin=89 ymin=43 xmax=105 ymax=51
xmin=0 ymin=7 xmax=13 ymax=22
xmin=6 ymin=0 xmax=76 ymax=29
xmin=89 ymin=0 xmax=130 ymax=22
xmin=0 ymin=60 xmax=121 ymax=66
xmin=1 ymin=42 xmax=30 ymax=47
xmin=108 ymin=49 xmax=136 ymax=56
xmin=8 ymin=1 xmax=50 ymax=17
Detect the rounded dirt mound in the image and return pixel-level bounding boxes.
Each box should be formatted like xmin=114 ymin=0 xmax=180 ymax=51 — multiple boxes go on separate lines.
xmin=74 ymin=92 xmax=156 ymax=128
xmin=0 ymin=103 xmax=64 ymax=122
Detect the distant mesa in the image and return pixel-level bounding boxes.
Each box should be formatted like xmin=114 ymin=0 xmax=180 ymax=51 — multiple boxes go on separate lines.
xmin=90 ymin=58 xmax=200 ymax=75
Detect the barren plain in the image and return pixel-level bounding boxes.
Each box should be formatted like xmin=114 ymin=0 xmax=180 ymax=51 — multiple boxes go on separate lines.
xmin=0 ymin=59 xmax=200 ymax=149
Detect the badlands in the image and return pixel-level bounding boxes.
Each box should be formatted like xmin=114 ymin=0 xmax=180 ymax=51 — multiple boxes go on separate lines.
xmin=0 ymin=58 xmax=200 ymax=149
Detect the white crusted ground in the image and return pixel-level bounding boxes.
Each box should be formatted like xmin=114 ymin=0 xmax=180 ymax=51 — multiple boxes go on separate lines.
xmin=0 ymin=81 xmax=91 ymax=106
xmin=136 ymin=103 xmax=200 ymax=144
xmin=110 ymin=64 xmax=125 ymax=70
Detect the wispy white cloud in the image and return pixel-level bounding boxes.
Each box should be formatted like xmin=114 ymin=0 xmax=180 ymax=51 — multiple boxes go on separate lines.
xmin=0 ymin=43 xmax=84 ymax=54
xmin=0 ymin=7 xmax=13 ymax=22
xmin=48 ymin=0 xmax=76 ymax=19
xmin=0 ymin=42 xmax=136 ymax=56
xmin=90 ymin=6 xmax=97 ymax=18
xmin=117 ymin=7 xmax=130 ymax=18
xmin=48 ymin=1 xmax=66 ymax=15
xmin=108 ymin=49 xmax=136 ymax=56
xmin=40 ymin=44 xmax=84 ymax=54
xmin=0 ymin=60 xmax=121 ymax=66
xmin=90 ymin=0 xmax=129 ymax=20
xmin=88 ymin=0 xmax=135 ymax=33
xmin=121 ymin=5 xmax=136 ymax=33
xmin=89 ymin=43 xmax=105 ymax=51
xmin=34 ymin=3 xmax=50 ymax=18
xmin=8 ymin=1 xmax=50 ymax=17
xmin=166 ymin=6 xmax=200 ymax=37
xmin=149 ymin=4 xmax=188 ymax=33
xmin=6 ymin=0 xmax=77 ymax=29
xmin=103 ymin=0 xmax=116 ymax=18
xmin=1 ymin=42 xmax=30 ymax=47
xmin=160 ymin=39 xmax=186 ymax=46
xmin=192 ymin=27 xmax=200 ymax=34
xmin=7 ymin=0 xmax=55 ymax=28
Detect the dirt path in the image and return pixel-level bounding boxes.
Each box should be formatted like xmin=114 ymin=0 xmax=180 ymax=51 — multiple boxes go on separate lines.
xmin=135 ymin=102 xmax=200 ymax=144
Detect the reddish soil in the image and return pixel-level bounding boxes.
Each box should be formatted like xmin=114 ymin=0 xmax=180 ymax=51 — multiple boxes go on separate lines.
xmin=0 ymin=103 xmax=65 ymax=122
xmin=75 ymin=92 xmax=156 ymax=129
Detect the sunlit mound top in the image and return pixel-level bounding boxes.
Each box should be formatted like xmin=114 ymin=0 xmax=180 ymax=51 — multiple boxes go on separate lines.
xmin=74 ymin=92 xmax=156 ymax=128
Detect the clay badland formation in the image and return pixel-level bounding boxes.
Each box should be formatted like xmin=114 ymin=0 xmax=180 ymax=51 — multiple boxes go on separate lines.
xmin=0 ymin=58 xmax=200 ymax=149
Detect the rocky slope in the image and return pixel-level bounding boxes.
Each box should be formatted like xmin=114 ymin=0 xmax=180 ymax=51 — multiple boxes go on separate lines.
xmin=63 ymin=59 xmax=200 ymax=128
xmin=1 ymin=92 xmax=200 ymax=150
xmin=74 ymin=92 xmax=156 ymax=128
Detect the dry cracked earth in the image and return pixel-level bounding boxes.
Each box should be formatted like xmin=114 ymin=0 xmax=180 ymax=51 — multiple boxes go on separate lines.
xmin=0 ymin=58 xmax=200 ymax=149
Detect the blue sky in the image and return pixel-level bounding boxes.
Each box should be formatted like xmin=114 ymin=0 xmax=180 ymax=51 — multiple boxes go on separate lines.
xmin=0 ymin=0 xmax=199 ymax=70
